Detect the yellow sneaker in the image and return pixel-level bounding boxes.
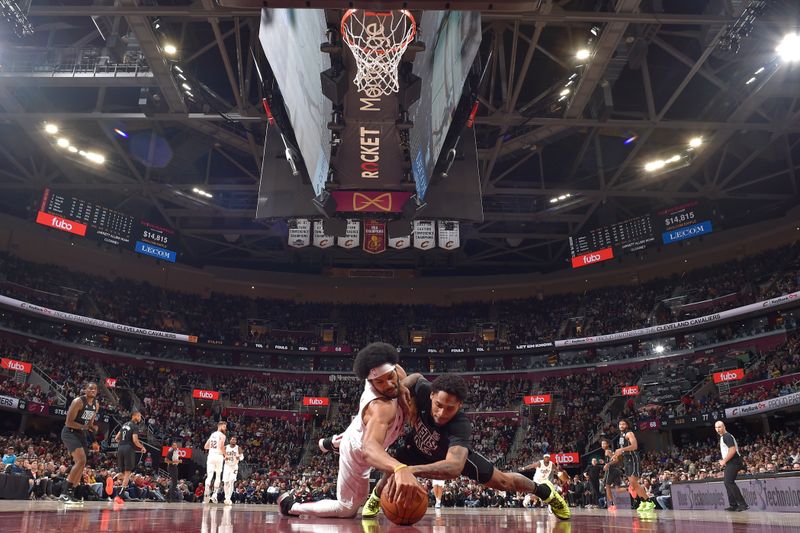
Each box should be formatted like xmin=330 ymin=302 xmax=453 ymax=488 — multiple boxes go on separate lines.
xmin=361 ymin=489 xmax=382 ymax=518
xmin=542 ymin=480 xmax=571 ymax=521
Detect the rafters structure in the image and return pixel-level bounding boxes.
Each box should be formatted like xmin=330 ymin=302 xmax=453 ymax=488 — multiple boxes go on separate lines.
xmin=0 ymin=0 xmax=798 ymax=275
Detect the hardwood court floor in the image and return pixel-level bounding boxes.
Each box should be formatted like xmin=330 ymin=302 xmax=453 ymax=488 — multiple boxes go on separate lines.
xmin=1 ymin=501 xmax=798 ymax=532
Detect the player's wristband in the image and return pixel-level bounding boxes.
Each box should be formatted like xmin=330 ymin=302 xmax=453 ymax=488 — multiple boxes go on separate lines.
xmin=393 ymin=464 xmax=408 ymax=474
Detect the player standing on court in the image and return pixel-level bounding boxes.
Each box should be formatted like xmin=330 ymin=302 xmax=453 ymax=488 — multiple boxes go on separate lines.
xmin=113 ymin=409 xmax=146 ymax=504
xmin=203 ymin=420 xmax=227 ymax=504
xmin=278 ymin=342 xmax=418 ymax=518
xmin=223 ymin=436 xmax=243 ymax=505
xmin=600 ymin=437 xmax=622 ymax=510
xmin=59 ymin=382 xmax=99 ymax=503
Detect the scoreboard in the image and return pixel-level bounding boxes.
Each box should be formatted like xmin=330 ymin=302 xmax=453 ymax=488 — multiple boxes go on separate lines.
xmin=36 ymin=189 xmax=178 ymax=262
xmin=569 ymin=201 xmax=714 ymax=268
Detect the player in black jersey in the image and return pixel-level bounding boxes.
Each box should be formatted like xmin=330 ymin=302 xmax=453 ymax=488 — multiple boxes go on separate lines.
xmin=611 ymin=419 xmax=653 ymax=511
xmin=113 ymin=409 xmax=147 ymax=504
xmin=361 ymin=374 xmax=570 ymax=520
xmin=60 ymin=382 xmax=99 ymax=503
xmin=600 ymin=437 xmax=623 ymax=510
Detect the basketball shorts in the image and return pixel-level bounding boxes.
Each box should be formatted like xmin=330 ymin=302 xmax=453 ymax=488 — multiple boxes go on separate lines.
xmin=223 ymin=464 xmax=238 ymax=483
xmin=61 ymin=427 xmax=88 ymax=453
xmin=603 ymin=465 xmax=623 ymax=487
xmin=622 ymin=453 xmax=641 ymax=479
xmin=207 ymin=453 xmax=224 ymax=474
xmin=117 ymin=446 xmax=137 ymax=472
xmin=395 ymin=444 xmax=494 ymax=484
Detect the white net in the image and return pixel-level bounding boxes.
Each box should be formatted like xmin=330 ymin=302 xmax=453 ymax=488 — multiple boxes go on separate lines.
xmin=341 ymin=10 xmax=416 ymax=97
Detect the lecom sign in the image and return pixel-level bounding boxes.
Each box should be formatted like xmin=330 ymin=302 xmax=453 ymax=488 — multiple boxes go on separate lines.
xmin=192 ymin=389 xmax=220 ymax=400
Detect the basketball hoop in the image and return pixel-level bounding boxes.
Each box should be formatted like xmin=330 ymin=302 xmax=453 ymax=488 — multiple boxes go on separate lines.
xmin=341 ymin=9 xmax=417 ymax=97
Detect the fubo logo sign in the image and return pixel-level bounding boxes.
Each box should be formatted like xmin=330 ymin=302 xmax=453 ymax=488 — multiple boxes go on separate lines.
xmin=192 ymin=389 xmax=220 ymax=401
xmin=571 ymin=247 xmax=614 ymax=269
xmin=713 ymin=369 xmax=744 ymax=384
xmin=302 ymin=397 xmax=330 ymax=407
xmin=36 ymin=211 xmax=87 ymax=236
xmin=1 ymin=358 xmax=32 ymax=374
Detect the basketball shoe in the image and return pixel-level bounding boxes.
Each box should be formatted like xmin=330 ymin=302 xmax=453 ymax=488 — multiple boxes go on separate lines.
xmin=362 ymin=488 xmax=382 ymax=518
xmin=541 ymin=480 xmax=570 ymax=520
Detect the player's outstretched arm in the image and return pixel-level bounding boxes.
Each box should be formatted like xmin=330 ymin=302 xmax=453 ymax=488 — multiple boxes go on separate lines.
xmin=408 ymin=445 xmax=467 ymax=480
xmin=362 ymin=398 xmax=420 ymax=506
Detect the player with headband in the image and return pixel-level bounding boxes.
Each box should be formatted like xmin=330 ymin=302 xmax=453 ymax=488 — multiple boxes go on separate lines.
xmin=278 ymin=342 xmax=417 ymax=518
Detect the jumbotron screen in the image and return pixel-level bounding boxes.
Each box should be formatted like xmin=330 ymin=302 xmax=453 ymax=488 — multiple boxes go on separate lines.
xmin=36 ymin=189 xmax=178 ymax=262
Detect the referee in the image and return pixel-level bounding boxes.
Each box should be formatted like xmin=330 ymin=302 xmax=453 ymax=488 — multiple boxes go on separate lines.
xmin=165 ymin=441 xmax=182 ymax=502
xmin=715 ymin=421 xmax=749 ymax=511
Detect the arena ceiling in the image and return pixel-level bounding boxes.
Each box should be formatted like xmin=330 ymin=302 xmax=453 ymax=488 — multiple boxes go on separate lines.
xmin=0 ymin=0 xmax=798 ymax=275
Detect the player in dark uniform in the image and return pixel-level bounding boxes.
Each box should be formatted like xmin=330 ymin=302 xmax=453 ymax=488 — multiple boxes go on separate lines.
xmin=600 ymin=437 xmax=623 ymax=510
xmin=113 ymin=409 xmax=147 ymax=504
xmin=360 ymin=374 xmax=570 ymax=520
xmin=59 ymin=382 xmax=99 ymax=503
xmin=611 ymin=419 xmax=653 ymax=511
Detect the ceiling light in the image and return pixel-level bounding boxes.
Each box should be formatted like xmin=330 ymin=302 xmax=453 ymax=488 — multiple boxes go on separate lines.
xmin=163 ymin=44 xmax=177 ymax=55
xmin=44 ymin=123 xmax=58 ymax=135
xmin=754 ymin=67 xmax=765 ymax=75
xmin=173 ymin=65 xmax=183 ymax=73
xmin=576 ymin=49 xmax=591 ymax=61
xmin=644 ymin=160 xmax=666 ymax=172
xmin=777 ymin=33 xmax=800 ymax=62
xmin=558 ymin=195 xmax=567 ymax=201
xmin=745 ymin=77 xmax=756 ymax=85
xmin=569 ymin=73 xmax=577 ymax=80
xmin=560 ymin=88 xmax=570 ymax=97
xmin=624 ymin=135 xmax=638 ymax=145
xmin=654 ymin=345 xmax=665 ymax=354
xmin=85 ymin=152 xmax=105 ymax=164
xmin=113 ymin=128 xmax=128 ymax=138
xmin=182 ymin=83 xmax=192 ymax=91
xmin=550 ymin=198 xmax=558 ymax=203
xmin=56 ymin=138 xmax=70 ymax=148
xmin=177 ymin=73 xmax=187 ymax=81
xmin=689 ymin=137 xmax=703 ymax=148
xmin=666 ymin=154 xmax=682 ymax=164
xmin=67 ymin=146 xmax=78 ymax=153
xmin=192 ymin=187 xmax=213 ymax=198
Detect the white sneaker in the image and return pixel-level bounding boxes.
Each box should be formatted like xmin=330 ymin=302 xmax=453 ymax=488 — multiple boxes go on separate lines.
xmin=210 ymin=494 xmax=219 ymax=504
xmin=435 ymin=501 xmax=442 ymax=509
xmin=224 ymin=499 xmax=232 ymax=505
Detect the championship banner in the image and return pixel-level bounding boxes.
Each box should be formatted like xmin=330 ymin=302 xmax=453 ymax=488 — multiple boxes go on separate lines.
xmin=302 ymin=396 xmax=330 ymax=407
xmin=0 ymin=294 xmax=198 ymax=344
xmin=312 ymin=221 xmax=334 ymax=249
xmin=0 ymin=394 xmax=20 ymax=409
xmin=725 ymin=391 xmax=800 ymax=419
xmin=337 ymin=219 xmax=360 ymax=249
xmin=330 ymin=191 xmax=414 ymax=213
xmin=105 ymin=377 xmax=117 ymax=388
xmin=553 ymin=291 xmax=800 ymax=348
xmin=713 ymin=369 xmax=744 ymax=384
xmin=288 ymin=219 xmax=311 ymax=248
xmin=162 ymin=446 xmax=193 ymax=459
xmin=388 ymin=235 xmax=411 ymax=249
xmin=413 ymin=220 xmax=435 ymax=250
xmin=363 ymin=219 xmax=386 ymax=254
xmin=192 ymin=389 xmax=220 ymax=401
xmin=524 ymin=394 xmax=552 ymax=405
xmin=622 ymin=385 xmax=640 ymax=396
xmin=437 ymin=221 xmax=460 ymax=250
xmin=554 ymin=453 xmax=580 ymax=465
xmin=1 ymin=357 xmax=32 ymax=374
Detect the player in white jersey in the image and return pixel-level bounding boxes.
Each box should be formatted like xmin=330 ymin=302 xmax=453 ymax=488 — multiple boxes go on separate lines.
xmin=278 ymin=342 xmax=418 ymax=518
xmin=222 ymin=436 xmax=243 ymax=505
xmin=203 ymin=420 xmax=227 ymax=504
xmin=533 ymin=454 xmax=555 ymax=484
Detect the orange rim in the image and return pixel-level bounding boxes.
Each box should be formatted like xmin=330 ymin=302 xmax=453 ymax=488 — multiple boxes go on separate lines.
xmin=341 ymin=9 xmax=417 ymax=56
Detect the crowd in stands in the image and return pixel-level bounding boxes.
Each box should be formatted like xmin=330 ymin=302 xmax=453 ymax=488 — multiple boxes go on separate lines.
xmin=1 ymin=243 xmax=798 ymax=352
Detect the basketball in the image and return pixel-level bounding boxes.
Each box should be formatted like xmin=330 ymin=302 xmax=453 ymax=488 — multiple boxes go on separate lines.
xmin=380 ymin=482 xmax=428 ymax=526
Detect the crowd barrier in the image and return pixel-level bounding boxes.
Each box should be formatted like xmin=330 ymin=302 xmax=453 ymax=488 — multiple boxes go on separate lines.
xmin=672 ymin=473 xmax=800 ymax=513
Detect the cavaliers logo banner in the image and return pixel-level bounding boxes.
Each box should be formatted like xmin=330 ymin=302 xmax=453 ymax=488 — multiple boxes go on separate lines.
xmin=330 ymin=191 xmax=413 ymax=213
xmin=287 ymin=219 xmax=311 ymax=248
xmin=363 ymin=219 xmax=386 ymax=254
xmin=413 ymin=220 xmax=435 ymax=250
xmin=337 ymin=219 xmax=360 ymax=249
xmin=437 ymin=220 xmax=460 ymax=250
xmin=313 ymin=221 xmax=334 ymax=249
xmin=388 ymin=235 xmax=411 ymax=250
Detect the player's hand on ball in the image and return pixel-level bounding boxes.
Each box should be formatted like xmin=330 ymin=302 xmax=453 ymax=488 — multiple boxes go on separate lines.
xmin=387 ymin=468 xmax=421 ymax=507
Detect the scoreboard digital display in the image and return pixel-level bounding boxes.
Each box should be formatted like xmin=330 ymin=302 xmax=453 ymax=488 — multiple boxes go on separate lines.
xmin=569 ymin=214 xmax=655 ymax=258
xmin=36 ymin=189 xmax=178 ymax=262
xmin=568 ymin=201 xmax=714 ymax=268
